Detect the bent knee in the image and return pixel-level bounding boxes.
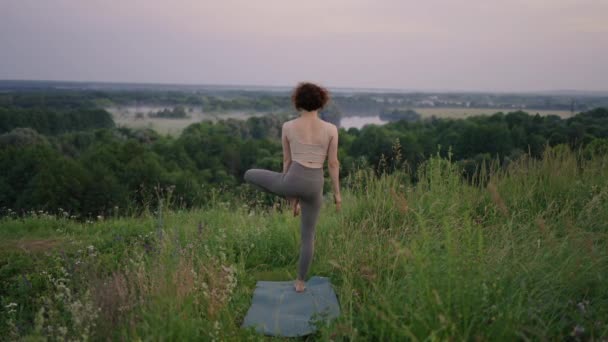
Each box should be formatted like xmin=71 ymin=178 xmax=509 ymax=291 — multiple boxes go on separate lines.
xmin=244 ymin=169 xmax=257 ymax=183
xmin=244 ymin=169 xmax=252 ymax=182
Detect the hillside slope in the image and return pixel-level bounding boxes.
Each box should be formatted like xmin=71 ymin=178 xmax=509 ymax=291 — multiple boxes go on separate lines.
xmin=1 ymin=147 xmax=607 ymax=340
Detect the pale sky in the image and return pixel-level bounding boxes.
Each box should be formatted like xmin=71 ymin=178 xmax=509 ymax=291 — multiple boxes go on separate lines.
xmin=1 ymin=0 xmax=607 ymax=92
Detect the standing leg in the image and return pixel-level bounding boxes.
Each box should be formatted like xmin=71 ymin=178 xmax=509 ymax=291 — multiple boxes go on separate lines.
xmin=295 ymin=193 xmax=323 ymax=291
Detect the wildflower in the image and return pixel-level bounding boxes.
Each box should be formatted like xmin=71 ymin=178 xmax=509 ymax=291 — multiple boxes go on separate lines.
xmin=577 ymin=300 xmax=590 ymax=314
xmin=143 ymin=241 xmax=155 ymax=254
xmin=571 ymin=325 xmax=585 ymax=338
xmin=5 ymin=303 xmax=18 ymax=309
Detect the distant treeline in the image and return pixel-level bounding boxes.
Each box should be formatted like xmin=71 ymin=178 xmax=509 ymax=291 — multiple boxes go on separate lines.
xmin=341 ymin=108 xmax=608 ymax=178
xmin=0 ymin=106 xmax=114 ymax=135
xmin=148 ymin=106 xmax=190 ymax=119
xmin=1 ymin=100 xmax=608 ymax=217
xmin=3 ymin=88 xmax=608 ymax=115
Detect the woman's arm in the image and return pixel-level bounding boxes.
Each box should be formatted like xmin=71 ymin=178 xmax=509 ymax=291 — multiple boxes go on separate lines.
xmin=327 ymin=124 xmax=341 ymax=211
xmin=282 ymin=122 xmax=292 ymax=173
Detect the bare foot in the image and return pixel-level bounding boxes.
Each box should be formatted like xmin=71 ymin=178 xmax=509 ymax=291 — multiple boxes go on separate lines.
xmin=291 ymin=198 xmax=301 ymax=217
xmin=294 ymin=279 xmax=306 ymax=292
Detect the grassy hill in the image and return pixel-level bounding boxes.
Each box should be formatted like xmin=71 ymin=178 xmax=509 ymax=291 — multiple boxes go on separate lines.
xmin=1 ymin=147 xmax=607 ymax=340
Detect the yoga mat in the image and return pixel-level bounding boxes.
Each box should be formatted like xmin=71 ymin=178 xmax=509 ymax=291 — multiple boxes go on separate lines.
xmin=241 ymin=276 xmax=341 ymax=337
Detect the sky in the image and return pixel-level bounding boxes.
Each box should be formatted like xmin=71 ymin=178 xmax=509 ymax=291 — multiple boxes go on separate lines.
xmin=1 ymin=0 xmax=607 ymax=92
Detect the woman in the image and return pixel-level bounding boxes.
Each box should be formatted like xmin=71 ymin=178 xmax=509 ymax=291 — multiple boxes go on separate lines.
xmin=244 ymin=82 xmax=342 ymax=293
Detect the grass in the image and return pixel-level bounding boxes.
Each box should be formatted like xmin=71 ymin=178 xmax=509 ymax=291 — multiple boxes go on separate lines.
xmin=1 ymin=147 xmax=607 ymax=340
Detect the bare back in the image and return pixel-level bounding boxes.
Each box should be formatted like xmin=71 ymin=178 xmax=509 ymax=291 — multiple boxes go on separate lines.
xmin=283 ymin=116 xmax=336 ymax=168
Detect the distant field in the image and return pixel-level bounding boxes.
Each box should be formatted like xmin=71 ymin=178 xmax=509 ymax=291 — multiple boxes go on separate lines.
xmin=107 ymin=106 xmax=267 ymax=135
xmin=415 ymin=107 xmax=574 ymax=119
xmin=113 ymin=116 xmax=204 ymax=136
xmin=108 ymin=106 xmax=575 ymax=135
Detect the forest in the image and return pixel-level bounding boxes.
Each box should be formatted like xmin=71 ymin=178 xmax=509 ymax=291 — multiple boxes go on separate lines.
xmin=1 ymin=89 xmax=608 ymax=217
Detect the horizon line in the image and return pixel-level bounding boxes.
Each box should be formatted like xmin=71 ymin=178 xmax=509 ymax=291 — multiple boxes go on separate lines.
xmin=1 ymin=78 xmax=608 ymax=96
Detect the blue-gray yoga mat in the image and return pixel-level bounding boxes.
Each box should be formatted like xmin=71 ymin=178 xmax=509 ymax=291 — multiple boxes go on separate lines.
xmin=241 ymin=276 xmax=341 ymax=337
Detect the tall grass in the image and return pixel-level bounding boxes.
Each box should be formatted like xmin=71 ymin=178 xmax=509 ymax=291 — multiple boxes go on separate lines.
xmin=1 ymin=146 xmax=607 ymax=340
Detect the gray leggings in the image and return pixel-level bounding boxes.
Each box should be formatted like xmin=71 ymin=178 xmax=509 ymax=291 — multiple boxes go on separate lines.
xmin=244 ymin=161 xmax=324 ymax=280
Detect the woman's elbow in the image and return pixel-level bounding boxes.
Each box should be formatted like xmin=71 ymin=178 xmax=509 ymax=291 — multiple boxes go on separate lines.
xmin=328 ymin=159 xmax=340 ymax=169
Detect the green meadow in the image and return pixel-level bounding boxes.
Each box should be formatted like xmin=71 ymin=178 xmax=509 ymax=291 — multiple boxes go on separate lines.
xmin=1 ymin=147 xmax=607 ymax=341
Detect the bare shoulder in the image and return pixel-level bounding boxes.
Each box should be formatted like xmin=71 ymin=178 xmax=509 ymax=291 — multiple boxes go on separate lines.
xmin=282 ymin=119 xmax=294 ymax=131
xmin=325 ymin=121 xmax=338 ymax=136
xmin=284 ymin=118 xmax=300 ymax=127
